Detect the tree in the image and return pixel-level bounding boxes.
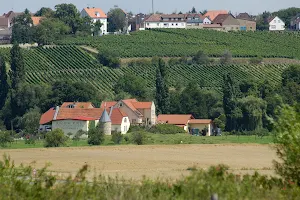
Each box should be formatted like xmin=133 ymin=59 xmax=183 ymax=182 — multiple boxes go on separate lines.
xmin=114 ymin=74 xmax=149 ymax=100
xmin=78 ymin=16 xmax=93 ymax=36
xmin=273 ymin=105 xmax=300 ymax=185
xmin=155 ymin=58 xmax=170 ymax=114
xmin=97 ymin=50 xmax=120 ymax=68
xmin=192 ymin=50 xmax=209 ymax=65
xmin=220 ymin=50 xmax=232 ymax=64
xmin=223 ymin=73 xmax=241 ymax=131
xmin=21 ymin=107 xmax=41 ymax=135
xmin=238 ymin=96 xmax=266 ymax=131
xmin=35 ymin=7 xmax=55 ymax=17
xmin=191 ymin=7 xmax=197 ymax=13
xmin=44 ymin=129 xmax=68 ymax=147
xmin=54 ymin=3 xmax=82 ymax=34
xmin=34 ymin=18 xmax=70 ymax=45
xmin=281 ymin=65 xmax=300 ymax=104
xmin=88 ymin=125 xmax=105 ymax=145
xmin=0 ymin=55 xmax=9 ymax=110
xmin=11 ymin=9 xmax=34 ymax=44
xmin=92 ymin=20 xmax=104 ymax=36
xmin=10 ymin=43 xmax=25 ymax=90
xmin=0 ymin=131 xmax=13 ymax=147
xmin=107 ymin=8 xmax=126 ymax=32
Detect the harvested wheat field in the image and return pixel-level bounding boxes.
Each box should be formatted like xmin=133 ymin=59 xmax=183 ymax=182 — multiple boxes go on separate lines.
xmin=0 ymin=144 xmax=277 ymax=180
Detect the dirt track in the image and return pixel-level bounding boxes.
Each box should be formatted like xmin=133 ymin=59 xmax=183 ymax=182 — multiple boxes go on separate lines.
xmin=0 ymin=144 xmax=276 ymax=180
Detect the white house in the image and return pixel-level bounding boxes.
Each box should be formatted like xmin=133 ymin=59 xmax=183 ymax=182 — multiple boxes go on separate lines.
xmin=101 ymin=99 xmax=156 ymax=126
xmin=269 ymin=16 xmax=285 ymax=31
xmin=144 ymin=14 xmax=186 ymax=29
xmin=80 ymin=7 xmax=107 ymax=35
xmin=203 ymin=17 xmax=212 ymax=24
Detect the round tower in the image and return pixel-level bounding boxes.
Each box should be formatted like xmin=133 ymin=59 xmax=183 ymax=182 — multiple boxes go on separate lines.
xmin=99 ymin=109 xmax=112 ymax=135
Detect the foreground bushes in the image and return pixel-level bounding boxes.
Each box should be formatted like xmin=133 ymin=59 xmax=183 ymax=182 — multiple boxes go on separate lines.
xmin=0 ymin=155 xmax=299 ymax=200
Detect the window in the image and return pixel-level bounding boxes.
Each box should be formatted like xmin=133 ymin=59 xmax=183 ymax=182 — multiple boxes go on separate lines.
xmin=124 ymin=118 xmax=127 ymax=123
xmin=250 ymin=27 xmax=253 ymax=30
xmin=157 ymin=23 xmax=159 ymax=26
xmin=271 ymin=25 xmax=276 ymax=29
xmin=172 ymin=23 xmax=174 ymax=26
xmin=147 ymin=23 xmax=149 ymax=26
xmin=176 ymin=23 xmax=178 ymax=26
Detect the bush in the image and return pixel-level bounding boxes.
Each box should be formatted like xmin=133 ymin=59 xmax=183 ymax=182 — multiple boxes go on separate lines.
xmin=44 ymin=129 xmax=68 ymax=148
xmin=130 ymin=131 xmax=146 ymax=145
xmin=220 ymin=50 xmax=232 ymax=64
xmin=24 ymin=134 xmax=36 ymax=145
xmin=192 ymin=50 xmax=209 ymax=64
xmin=273 ymin=105 xmax=300 ymax=185
xmin=127 ymin=125 xmax=147 ymax=133
xmin=249 ymin=56 xmax=263 ymax=64
xmin=0 ymin=131 xmax=13 ymax=147
xmin=111 ymin=131 xmax=123 ymax=144
xmin=97 ymin=50 xmax=120 ymax=68
xmin=88 ymin=127 xmax=104 ymax=146
xmin=149 ymin=124 xmax=186 ymax=134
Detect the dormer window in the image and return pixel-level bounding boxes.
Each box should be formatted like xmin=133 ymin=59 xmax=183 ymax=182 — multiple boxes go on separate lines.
xmin=119 ymin=102 xmax=123 ymax=107
xmin=95 ymin=12 xmax=100 ymax=17
xmin=68 ymin=104 xmax=75 ymax=108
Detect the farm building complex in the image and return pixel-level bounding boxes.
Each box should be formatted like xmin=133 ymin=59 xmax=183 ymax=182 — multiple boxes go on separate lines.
xmin=40 ymin=100 xmax=213 ymax=136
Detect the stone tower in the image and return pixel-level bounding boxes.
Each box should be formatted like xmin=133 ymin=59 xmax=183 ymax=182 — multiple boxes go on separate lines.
xmin=99 ymin=109 xmax=112 ymax=135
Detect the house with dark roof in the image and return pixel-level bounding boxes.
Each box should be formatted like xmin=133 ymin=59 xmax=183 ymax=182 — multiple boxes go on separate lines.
xmin=291 ymin=13 xmax=300 ymax=30
xmin=186 ymin=13 xmax=204 ymax=28
xmin=80 ymin=7 xmax=107 ymax=35
xmin=236 ymin=13 xmax=253 ymax=21
xmin=39 ymin=102 xmax=130 ymax=136
xmin=212 ymin=14 xmax=240 ymax=31
xmin=102 ymin=99 xmax=156 ymax=126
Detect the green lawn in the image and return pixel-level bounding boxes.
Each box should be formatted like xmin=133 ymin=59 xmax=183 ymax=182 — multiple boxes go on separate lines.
xmin=0 ymin=134 xmax=274 ymax=149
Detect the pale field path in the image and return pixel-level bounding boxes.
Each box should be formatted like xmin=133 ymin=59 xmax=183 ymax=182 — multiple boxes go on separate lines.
xmin=0 ymin=144 xmax=276 ymax=180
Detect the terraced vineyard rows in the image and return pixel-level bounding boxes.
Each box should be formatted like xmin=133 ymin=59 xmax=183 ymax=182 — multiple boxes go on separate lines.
xmin=0 ymin=46 xmax=288 ymax=97
xmin=55 ymin=29 xmax=300 ymax=59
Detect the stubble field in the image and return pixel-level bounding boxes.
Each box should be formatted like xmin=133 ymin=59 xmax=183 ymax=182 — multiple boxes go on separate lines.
xmin=0 ymin=144 xmax=276 ymax=180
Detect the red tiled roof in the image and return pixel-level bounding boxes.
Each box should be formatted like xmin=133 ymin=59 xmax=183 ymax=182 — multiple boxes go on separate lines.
xmin=132 ymin=102 xmax=152 ymax=109
xmin=204 ymin=10 xmax=228 ymax=21
xmin=31 ymin=16 xmax=44 ymax=26
xmin=189 ymin=119 xmax=212 ymax=124
xmin=157 ymin=114 xmax=194 ymax=125
xmin=56 ymin=108 xmax=103 ymax=121
xmin=83 ymin=7 xmax=107 ymax=18
xmin=110 ymin=108 xmax=127 ymax=125
xmin=61 ymin=102 xmax=94 ymax=109
xmin=145 ymin=14 xmax=161 ymax=22
xmin=40 ymin=108 xmax=56 ymax=125
xmin=101 ymin=101 xmax=117 ymax=108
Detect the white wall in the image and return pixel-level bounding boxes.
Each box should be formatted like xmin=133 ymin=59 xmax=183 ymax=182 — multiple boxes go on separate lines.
xmin=269 ymin=17 xmax=285 ymax=31
xmin=145 ymin=22 xmax=186 ymax=29
xmin=203 ymin=17 xmax=211 ymax=24
xmin=52 ymin=120 xmax=88 ymax=135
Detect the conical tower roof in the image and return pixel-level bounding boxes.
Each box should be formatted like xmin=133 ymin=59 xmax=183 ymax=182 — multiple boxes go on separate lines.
xmin=100 ymin=109 xmax=111 ymax=122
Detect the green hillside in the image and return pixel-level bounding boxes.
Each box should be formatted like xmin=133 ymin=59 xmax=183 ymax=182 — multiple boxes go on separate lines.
xmin=0 ymin=46 xmax=288 ymax=97
xmin=55 ymin=29 xmax=300 ymax=59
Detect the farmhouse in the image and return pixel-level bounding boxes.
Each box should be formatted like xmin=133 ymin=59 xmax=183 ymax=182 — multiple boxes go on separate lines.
xmin=157 ymin=114 xmax=213 ymax=136
xmin=269 ymin=16 xmax=285 ymax=31
xmin=80 ymin=7 xmax=107 ymax=35
xmin=101 ymin=99 xmax=156 ymax=126
xmin=39 ymin=102 xmax=130 ymax=136
xmin=144 ymin=14 xmax=186 ymax=29
xmin=212 ymin=14 xmax=240 ymax=31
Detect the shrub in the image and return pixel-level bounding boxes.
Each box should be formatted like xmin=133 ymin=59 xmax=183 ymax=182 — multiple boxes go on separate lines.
xmin=97 ymin=50 xmax=120 ymax=68
xmin=192 ymin=50 xmax=209 ymax=64
xmin=149 ymin=124 xmax=186 ymax=134
xmin=220 ymin=50 xmax=232 ymax=64
xmin=111 ymin=131 xmax=123 ymax=144
xmin=24 ymin=134 xmax=36 ymax=145
xmin=273 ymin=105 xmax=300 ymax=185
xmin=130 ymin=131 xmax=146 ymax=145
xmin=44 ymin=129 xmax=67 ymax=148
xmin=88 ymin=127 xmax=104 ymax=146
xmin=127 ymin=125 xmax=147 ymax=133
xmin=0 ymin=131 xmax=13 ymax=147
xmin=249 ymin=56 xmax=263 ymax=64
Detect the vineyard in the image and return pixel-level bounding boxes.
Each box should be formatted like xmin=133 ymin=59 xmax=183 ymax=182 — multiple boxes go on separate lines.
xmin=55 ymin=29 xmax=300 ymax=59
xmin=0 ymin=46 xmax=288 ymax=97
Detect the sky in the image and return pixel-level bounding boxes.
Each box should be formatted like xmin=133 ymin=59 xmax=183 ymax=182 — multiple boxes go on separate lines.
xmin=1 ymin=0 xmax=299 ymax=16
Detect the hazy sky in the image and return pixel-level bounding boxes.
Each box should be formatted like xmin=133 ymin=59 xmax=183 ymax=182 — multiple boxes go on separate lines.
xmin=1 ymin=0 xmax=299 ymax=16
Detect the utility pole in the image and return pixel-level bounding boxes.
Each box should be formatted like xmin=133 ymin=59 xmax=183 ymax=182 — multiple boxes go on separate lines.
xmin=152 ymin=0 xmax=154 ymax=14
